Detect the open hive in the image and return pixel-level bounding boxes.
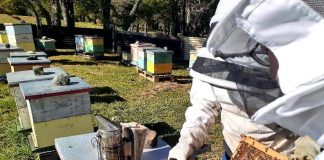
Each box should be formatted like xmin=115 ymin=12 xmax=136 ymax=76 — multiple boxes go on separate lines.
xmin=6 ymin=67 xmax=67 ymax=131
xmin=7 ymin=57 xmax=51 ymax=72
xmin=0 ymin=46 xmax=23 ymax=76
xmin=146 ymin=49 xmax=173 ymax=75
xmin=232 ymin=135 xmax=288 ymax=160
xmin=5 ymin=23 xmax=35 ymax=51
xmin=19 ymin=77 xmax=93 ymax=149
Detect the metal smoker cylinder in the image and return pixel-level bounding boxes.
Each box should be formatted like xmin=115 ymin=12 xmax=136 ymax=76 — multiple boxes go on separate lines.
xmin=95 ymin=115 xmax=125 ymax=160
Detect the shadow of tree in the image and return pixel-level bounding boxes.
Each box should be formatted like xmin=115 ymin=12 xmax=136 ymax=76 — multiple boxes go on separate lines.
xmin=90 ymin=86 xmax=125 ymax=104
xmin=144 ymin=122 xmax=180 ymax=147
xmin=51 ymin=59 xmax=98 ymax=65
xmin=173 ymin=75 xmax=192 ymax=84
xmin=173 ymin=61 xmax=189 ymax=70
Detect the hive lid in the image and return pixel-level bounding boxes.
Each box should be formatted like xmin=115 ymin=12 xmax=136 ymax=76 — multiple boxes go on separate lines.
xmin=7 ymin=57 xmax=51 ymax=65
xmin=20 ymin=77 xmax=91 ymax=100
xmin=0 ymin=46 xmax=24 ymax=52
xmin=10 ymin=51 xmax=47 ymax=58
xmin=6 ymin=67 xmax=66 ymax=87
xmin=4 ymin=23 xmax=32 ymax=26
xmin=146 ymin=49 xmax=174 ymax=55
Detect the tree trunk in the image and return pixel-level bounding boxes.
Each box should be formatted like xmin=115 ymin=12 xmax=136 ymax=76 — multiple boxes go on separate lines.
xmin=24 ymin=0 xmax=42 ymax=37
xmin=60 ymin=0 xmax=74 ymax=28
xmin=122 ymin=0 xmax=142 ymax=31
xmin=170 ymin=0 xmax=179 ymax=36
xmin=102 ymin=0 xmax=112 ymax=50
xmin=35 ymin=1 xmax=52 ymax=26
xmin=50 ymin=0 xmax=61 ymax=26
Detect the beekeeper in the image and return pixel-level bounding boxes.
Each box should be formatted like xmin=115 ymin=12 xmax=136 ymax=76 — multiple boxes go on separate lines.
xmin=168 ymin=0 xmax=324 ymax=159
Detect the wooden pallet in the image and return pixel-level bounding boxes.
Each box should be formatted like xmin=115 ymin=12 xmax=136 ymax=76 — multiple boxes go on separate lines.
xmin=137 ymin=68 xmax=173 ymax=82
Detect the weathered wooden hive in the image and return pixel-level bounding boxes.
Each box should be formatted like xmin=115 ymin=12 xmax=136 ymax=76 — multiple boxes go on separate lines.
xmin=183 ymin=36 xmax=206 ymax=60
xmin=5 ymin=23 xmax=36 ymax=51
xmin=0 ymin=46 xmax=23 ymax=76
xmin=10 ymin=51 xmax=47 ymax=58
xmin=0 ymin=31 xmax=8 ymax=44
xmin=122 ymin=51 xmax=131 ymax=61
xmin=7 ymin=57 xmax=51 ymax=72
xmin=146 ymin=50 xmax=173 ymax=74
xmin=84 ymin=36 xmax=104 ymax=56
xmin=130 ymin=43 xmax=155 ymax=65
xmin=20 ymin=77 xmax=93 ymax=149
xmin=137 ymin=47 xmax=162 ymax=70
xmin=75 ymin=35 xmax=85 ymax=53
xmin=189 ymin=50 xmax=197 ymax=69
xmin=36 ymin=38 xmax=56 ymax=51
xmin=6 ymin=67 xmax=67 ymax=131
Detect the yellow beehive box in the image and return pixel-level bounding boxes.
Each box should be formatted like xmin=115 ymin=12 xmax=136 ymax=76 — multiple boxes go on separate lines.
xmin=0 ymin=63 xmax=11 ymax=76
xmin=7 ymin=57 xmax=51 ymax=72
xmin=20 ymin=77 xmax=93 ymax=149
xmin=0 ymin=31 xmax=8 ymax=44
xmin=15 ymin=42 xmax=36 ymax=52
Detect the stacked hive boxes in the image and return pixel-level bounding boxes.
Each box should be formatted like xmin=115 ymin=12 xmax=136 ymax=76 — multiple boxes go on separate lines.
xmin=189 ymin=50 xmax=198 ymax=69
xmin=75 ymin=35 xmax=85 ymax=53
xmin=137 ymin=47 xmax=162 ymax=70
xmin=0 ymin=31 xmax=8 ymax=44
xmin=20 ymin=77 xmax=93 ymax=148
xmin=147 ymin=50 xmax=173 ymax=74
xmin=6 ymin=67 xmax=67 ymax=130
xmin=130 ymin=43 xmax=156 ymax=65
xmin=5 ymin=23 xmax=35 ymax=51
xmin=7 ymin=57 xmax=51 ymax=72
xmin=84 ymin=36 xmax=104 ymax=57
xmin=36 ymin=38 xmax=56 ymax=51
xmin=0 ymin=47 xmax=23 ymax=76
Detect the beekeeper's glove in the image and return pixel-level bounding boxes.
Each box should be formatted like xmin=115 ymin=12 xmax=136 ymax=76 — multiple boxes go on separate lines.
xmin=289 ymin=136 xmax=321 ymax=160
xmin=168 ymin=143 xmax=194 ymax=160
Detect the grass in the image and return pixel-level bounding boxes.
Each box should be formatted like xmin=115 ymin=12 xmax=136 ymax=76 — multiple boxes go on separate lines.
xmin=0 ymin=54 xmax=223 ymax=159
xmin=0 ymin=14 xmax=103 ymax=29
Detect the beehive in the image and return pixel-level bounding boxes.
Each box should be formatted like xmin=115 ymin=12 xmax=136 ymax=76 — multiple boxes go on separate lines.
xmin=189 ymin=50 xmax=198 ymax=69
xmin=10 ymin=51 xmax=47 ymax=58
xmin=137 ymin=47 xmax=162 ymax=70
xmin=7 ymin=57 xmax=51 ymax=72
xmin=146 ymin=50 xmax=173 ymax=74
xmin=0 ymin=31 xmax=8 ymax=44
xmin=6 ymin=67 xmax=67 ymax=130
xmin=20 ymin=77 xmax=93 ymax=148
xmin=5 ymin=23 xmax=35 ymax=51
xmin=122 ymin=52 xmax=131 ymax=61
xmin=0 ymin=46 xmax=24 ymax=76
xmin=130 ymin=43 xmax=156 ymax=65
xmin=36 ymin=38 xmax=56 ymax=51
xmin=84 ymin=36 xmax=104 ymax=56
xmin=75 ymin=35 xmax=85 ymax=53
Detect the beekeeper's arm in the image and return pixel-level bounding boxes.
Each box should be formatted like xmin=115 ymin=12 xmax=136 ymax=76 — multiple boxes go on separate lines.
xmin=168 ymin=78 xmax=221 ymax=160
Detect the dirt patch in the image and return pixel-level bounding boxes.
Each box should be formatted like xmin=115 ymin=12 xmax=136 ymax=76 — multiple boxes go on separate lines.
xmin=140 ymin=82 xmax=189 ymax=98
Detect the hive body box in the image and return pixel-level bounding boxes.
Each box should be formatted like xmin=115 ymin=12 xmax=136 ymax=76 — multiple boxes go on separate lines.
xmin=146 ymin=50 xmax=173 ymax=74
xmin=10 ymin=51 xmax=47 ymax=58
xmin=36 ymin=38 xmax=56 ymax=51
xmin=189 ymin=50 xmax=197 ymax=69
xmin=0 ymin=31 xmax=8 ymax=44
xmin=75 ymin=35 xmax=85 ymax=53
xmin=5 ymin=23 xmax=35 ymax=51
xmin=6 ymin=67 xmax=67 ymax=130
xmin=20 ymin=77 xmax=93 ymax=149
xmin=122 ymin=52 xmax=131 ymax=61
xmin=0 ymin=47 xmax=24 ymax=76
xmin=84 ymin=36 xmax=104 ymax=56
xmin=7 ymin=57 xmax=51 ymax=72
xmin=137 ymin=47 xmax=162 ymax=70
xmin=130 ymin=43 xmax=156 ymax=65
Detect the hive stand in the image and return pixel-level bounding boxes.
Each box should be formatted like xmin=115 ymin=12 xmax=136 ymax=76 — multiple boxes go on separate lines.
xmin=137 ymin=68 xmax=174 ymax=82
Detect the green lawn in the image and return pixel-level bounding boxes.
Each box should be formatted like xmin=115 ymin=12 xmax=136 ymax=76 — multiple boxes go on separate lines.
xmin=0 ymin=54 xmax=223 ymax=159
xmin=0 ymin=14 xmax=103 ymax=29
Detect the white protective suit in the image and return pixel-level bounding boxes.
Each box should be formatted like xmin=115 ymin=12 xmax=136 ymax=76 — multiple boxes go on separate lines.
xmin=169 ymin=0 xmax=324 ymax=159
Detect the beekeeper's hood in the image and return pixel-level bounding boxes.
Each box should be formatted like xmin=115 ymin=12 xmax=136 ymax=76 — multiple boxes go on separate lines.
xmin=208 ymin=0 xmax=324 ymax=147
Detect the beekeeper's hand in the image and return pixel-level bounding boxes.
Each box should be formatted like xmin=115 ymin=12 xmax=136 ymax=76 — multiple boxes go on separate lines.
xmin=168 ymin=142 xmax=194 ymax=160
xmin=289 ymin=136 xmax=321 ymax=160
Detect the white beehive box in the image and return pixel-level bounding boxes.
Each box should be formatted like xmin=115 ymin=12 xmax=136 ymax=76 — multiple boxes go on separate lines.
xmin=6 ymin=67 xmax=67 ymax=131
xmin=20 ymin=77 xmax=93 ymax=149
xmin=5 ymin=23 xmax=35 ymax=51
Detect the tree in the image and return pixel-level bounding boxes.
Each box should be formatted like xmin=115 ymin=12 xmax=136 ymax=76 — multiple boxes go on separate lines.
xmin=35 ymin=0 xmax=52 ymax=26
xmin=21 ymin=0 xmax=42 ymax=36
xmin=60 ymin=0 xmax=74 ymax=28
xmin=50 ymin=0 xmax=61 ymax=26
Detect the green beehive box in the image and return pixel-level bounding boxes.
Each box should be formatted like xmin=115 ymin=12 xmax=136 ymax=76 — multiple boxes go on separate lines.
xmin=84 ymin=36 xmax=104 ymax=54
xmin=36 ymin=38 xmax=56 ymax=51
